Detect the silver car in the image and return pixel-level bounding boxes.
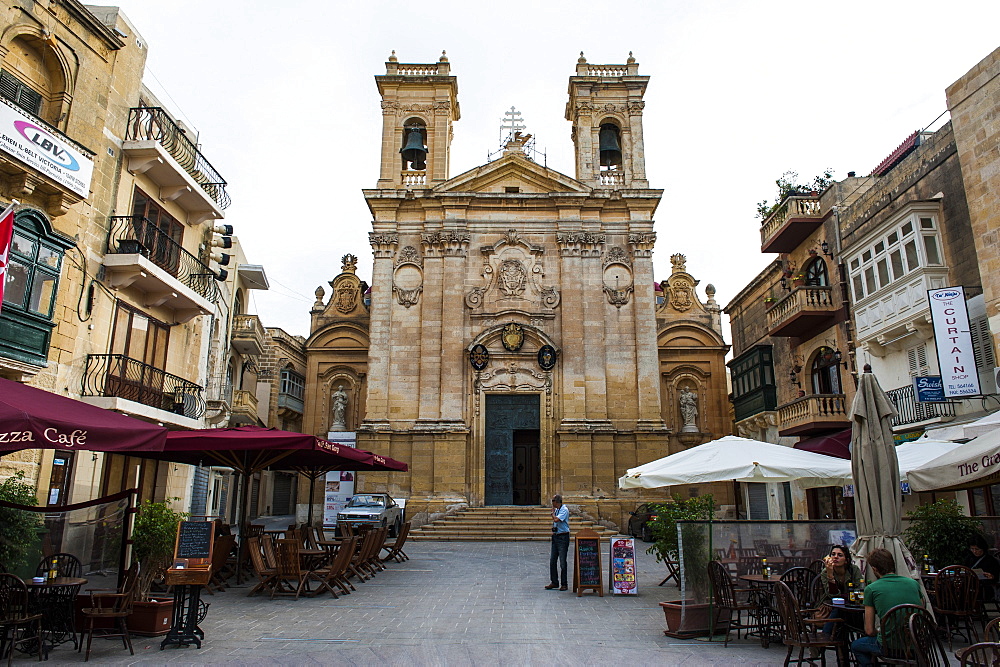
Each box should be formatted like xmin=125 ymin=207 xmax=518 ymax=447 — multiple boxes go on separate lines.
xmin=336 ymin=493 xmax=404 ymax=536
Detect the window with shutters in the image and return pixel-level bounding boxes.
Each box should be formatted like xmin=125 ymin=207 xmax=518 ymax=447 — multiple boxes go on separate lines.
xmin=0 ymin=69 xmax=43 ymax=116
xmin=746 ymin=482 xmax=770 ymax=520
xmin=906 ymin=343 xmax=929 ymax=377
xmin=970 ymin=315 xmax=997 ymax=393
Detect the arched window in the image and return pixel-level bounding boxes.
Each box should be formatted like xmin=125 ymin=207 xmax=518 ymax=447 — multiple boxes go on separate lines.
xmin=804 ymin=258 xmax=828 ymax=287
xmin=810 ymin=346 xmax=842 ymax=395
xmin=400 ymin=117 xmax=427 ymax=171
xmin=234 ymin=291 xmax=244 ymax=316
xmin=598 ymin=121 xmax=622 ymax=170
xmin=1 ymin=35 xmax=66 ymax=123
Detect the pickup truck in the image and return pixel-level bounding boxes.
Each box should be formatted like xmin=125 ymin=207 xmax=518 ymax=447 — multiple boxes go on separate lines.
xmin=336 ymin=493 xmax=404 ymax=536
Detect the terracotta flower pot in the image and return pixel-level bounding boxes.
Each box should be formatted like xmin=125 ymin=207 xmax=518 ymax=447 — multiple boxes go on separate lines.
xmin=659 ymin=599 xmax=727 ymax=638
xmin=129 ymin=598 xmax=174 ymax=636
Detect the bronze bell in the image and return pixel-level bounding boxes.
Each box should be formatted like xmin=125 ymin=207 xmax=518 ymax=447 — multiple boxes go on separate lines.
xmin=400 ymin=127 xmax=427 ymax=170
xmin=599 ymin=124 xmax=622 ymax=167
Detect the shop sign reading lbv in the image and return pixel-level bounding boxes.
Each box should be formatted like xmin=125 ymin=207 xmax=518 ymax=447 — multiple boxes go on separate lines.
xmin=927 ymin=286 xmax=980 ymax=398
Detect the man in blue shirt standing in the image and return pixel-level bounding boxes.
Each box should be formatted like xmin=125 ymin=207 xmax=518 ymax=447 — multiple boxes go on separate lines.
xmin=546 ymin=494 xmax=570 ymax=591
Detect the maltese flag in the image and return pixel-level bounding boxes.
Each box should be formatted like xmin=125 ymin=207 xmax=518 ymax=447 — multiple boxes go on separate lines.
xmin=0 ymin=202 xmax=15 ymax=315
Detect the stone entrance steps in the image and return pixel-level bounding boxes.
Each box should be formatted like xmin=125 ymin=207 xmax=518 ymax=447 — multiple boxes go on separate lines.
xmin=408 ymin=505 xmax=618 ymax=541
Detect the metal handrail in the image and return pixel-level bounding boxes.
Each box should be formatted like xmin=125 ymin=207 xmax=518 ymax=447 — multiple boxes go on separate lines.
xmin=125 ymin=106 xmax=231 ymax=209
xmin=82 ymin=354 xmax=206 ymax=419
xmin=106 ymin=215 xmax=220 ymax=303
xmin=886 ymin=383 xmax=958 ymax=427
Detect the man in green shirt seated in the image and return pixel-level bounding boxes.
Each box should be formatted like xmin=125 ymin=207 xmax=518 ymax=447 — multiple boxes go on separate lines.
xmin=850 ymin=547 xmax=924 ymax=666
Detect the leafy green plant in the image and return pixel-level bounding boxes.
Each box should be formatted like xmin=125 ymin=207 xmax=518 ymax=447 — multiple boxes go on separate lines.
xmin=756 ymin=168 xmax=835 ymax=219
xmin=0 ymin=472 xmax=41 ymax=572
xmin=647 ymin=494 xmax=715 ymax=602
xmin=131 ymin=499 xmax=188 ymax=600
xmin=903 ymin=499 xmax=983 ymax=570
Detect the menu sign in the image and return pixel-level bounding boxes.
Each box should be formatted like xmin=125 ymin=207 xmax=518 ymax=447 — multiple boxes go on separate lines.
xmin=572 ymin=528 xmax=604 ymax=597
xmin=610 ymin=537 xmax=637 ymax=595
xmin=175 ymin=521 xmax=213 ymax=559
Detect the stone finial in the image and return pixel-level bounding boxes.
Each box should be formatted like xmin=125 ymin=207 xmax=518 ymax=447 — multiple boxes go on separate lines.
xmin=439 ymin=50 xmax=448 ymax=62
xmin=627 ymin=51 xmax=636 ymax=64
xmin=670 ymin=253 xmax=687 ymax=273
xmin=705 ymin=283 xmax=716 ymax=303
xmin=314 ymin=285 xmax=325 ymax=307
xmin=341 ymin=254 xmax=358 ymax=274
xmin=388 ymin=50 xmax=398 ymax=62
xmin=578 ymin=51 xmax=587 ymax=64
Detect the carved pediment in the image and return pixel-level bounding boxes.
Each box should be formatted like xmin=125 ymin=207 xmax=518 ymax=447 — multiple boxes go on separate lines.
xmin=434 ymin=152 xmax=589 ymax=195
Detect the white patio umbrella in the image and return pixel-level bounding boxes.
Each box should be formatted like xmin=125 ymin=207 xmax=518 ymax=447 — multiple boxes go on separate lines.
xmin=895 ymin=439 xmax=963 ymax=483
xmin=963 ymin=410 xmax=1000 ymax=439
xmin=906 ymin=426 xmax=1000 ymax=492
xmin=618 ymin=435 xmax=853 ymax=490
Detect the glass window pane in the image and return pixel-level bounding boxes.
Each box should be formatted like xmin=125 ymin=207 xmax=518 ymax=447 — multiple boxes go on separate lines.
xmin=904 ymin=240 xmax=919 ymax=270
xmin=850 ymin=258 xmax=860 ymax=271
xmin=890 ymin=250 xmax=904 ymax=279
xmin=37 ymin=246 xmax=60 ymax=269
xmin=28 ymin=271 xmax=56 ymax=316
xmin=127 ymin=313 xmax=148 ymax=360
xmin=920 ymin=217 xmax=934 ymax=229
xmin=923 ymin=235 xmax=941 ymax=265
xmin=876 ymin=259 xmax=890 ymax=287
xmin=875 ymin=241 xmax=885 ymax=254
xmin=971 ymin=487 xmax=987 ymax=516
xmin=10 ymin=232 xmax=35 ymax=258
xmin=902 ymin=221 xmax=913 ymax=236
xmin=862 ymin=250 xmax=872 ymax=263
xmin=3 ymin=259 xmax=29 ymax=306
xmin=853 ymin=274 xmax=865 ymax=300
xmin=864 ymin=267 xmax=877 ymax=294
xmin=888 ymin=232 xmax=899 ymax=245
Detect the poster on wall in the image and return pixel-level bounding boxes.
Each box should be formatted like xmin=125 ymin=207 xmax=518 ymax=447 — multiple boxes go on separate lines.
xmin=322 ymin=471 xmax=355 ymax=527
xmin=927 ymin=286 xmax=981 ymax=397
xmin=610 ymin=537 xmax=638 ymax=595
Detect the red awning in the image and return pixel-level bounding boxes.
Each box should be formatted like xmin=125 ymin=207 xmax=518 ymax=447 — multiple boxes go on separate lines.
xmin=794 ymin=428 xmax=852 ymax=459
xmin=0 ymin=378 xmax=167 ymax=454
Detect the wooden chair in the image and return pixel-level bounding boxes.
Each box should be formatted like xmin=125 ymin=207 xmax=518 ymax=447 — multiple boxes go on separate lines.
xmin=736 ymin=548 xmax=758 ymax=559
xmin=245 ymin=536 xmax=277 ymax=597
xmin=0 ymin=573 xmax=44 ymax=665
xmin=773 ymin=580 xmax=844 ymax=666
xmin=362 ymin=527 xmax=389 ymax=576
xmin=381 ymin=522 xmax=411 ymax=563
xmin=261 ymin=534 xmax=279 ymax=571
xmin=984 ymin=616 xmax=1000 ymax=643
xmin=206 ymin=534 xmax=236 ymax=594
xmin=79 ymin=562 xmax=138 ymax=662
xmin=958 ymin=642 xmax=1000 ymax=666
xmin=877 ymin=603 xmax=925 ymax=665
xmin=34 ymin=552 xmax=82 ymax=579
xmin=271 ymin=538 xmax=326 ymax=600
xmin=737 ymin=556 xmax=763 ymax=576
xmin=347 ymin=529 xmax=381 ymax=582
xmin=764 ymin=543 xmax=784 ymax=558
xmin=933 ymin=564 xmax=981 ymax=648
xmin=806 ymin=559 xmax=824 ymax=576
xmin=779 ymin=567 xmax=815 ymax=610
xmin=907 ymin=607 xmax=949 ymax=667
xmin=658 ymin=557 xmax=680 ymax=587
xmin=714 ymin=548 xmax=729 ymax=560
xmin=707 ymin=560 xmax=755 ymax=646
xmin=314 ymin=536 xmax=358 ymax=598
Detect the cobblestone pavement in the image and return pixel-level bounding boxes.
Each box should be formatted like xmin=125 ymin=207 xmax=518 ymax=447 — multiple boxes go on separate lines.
xmin=47 ymin=540 xmax=807 ymax=665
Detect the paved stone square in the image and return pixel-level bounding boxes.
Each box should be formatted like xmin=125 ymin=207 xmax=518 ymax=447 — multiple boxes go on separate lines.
xmin=52 ymin=541 xmax=798 ymax=665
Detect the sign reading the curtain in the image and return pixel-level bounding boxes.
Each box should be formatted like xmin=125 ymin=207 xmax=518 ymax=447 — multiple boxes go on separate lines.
xmin=927 ymin=286 xmax=981 ymax=397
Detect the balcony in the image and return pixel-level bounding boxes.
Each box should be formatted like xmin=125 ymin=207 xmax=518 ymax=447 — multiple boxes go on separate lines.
xmin=853 ymin=267 xmax=950 ymax=346
xmin=886 ymin=383 xmax=957 ymax=429
xmin=229 ymin=389 xmax=259 ymax=425
xmin=778 ymin=393 xmax=850 ymax=436
xmin=760 ymin=196 xmax=824 ymax=253
xmin=277 ymin=390 xmax=304 ymax=417
xmin=767 ymin=286 xmax=837 ymax=337
xmin=81 ymin=354 xmax=205 ymax=428
xmin=103 ymin=215 xmax=218 ymax=322
xmin=123 ymin=107 xmax=230 ymax=224
xmin=232 ymin=314 xmax=265 ymax=356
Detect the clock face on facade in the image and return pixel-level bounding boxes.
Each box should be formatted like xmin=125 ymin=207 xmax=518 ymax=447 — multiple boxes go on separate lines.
xmin=501 ymin=322 xmax=524 ymax=351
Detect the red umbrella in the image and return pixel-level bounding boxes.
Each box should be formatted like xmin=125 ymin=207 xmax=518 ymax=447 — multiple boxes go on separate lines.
xmin=0 ymin=378 xmax=167 ymax=454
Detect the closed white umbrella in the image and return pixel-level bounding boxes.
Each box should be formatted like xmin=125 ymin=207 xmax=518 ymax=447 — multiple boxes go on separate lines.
xmin=618 ymin=435 xmax=853 ymax=490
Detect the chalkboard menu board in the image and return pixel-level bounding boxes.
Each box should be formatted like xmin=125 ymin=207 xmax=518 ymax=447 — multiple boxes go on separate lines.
xmin=610 ymin=537 xmax=637 ymax=595
xmin=175 ymin=521 xmax=213 ymax=559
xmin=572 ymin=528 xmax=604 ymax=596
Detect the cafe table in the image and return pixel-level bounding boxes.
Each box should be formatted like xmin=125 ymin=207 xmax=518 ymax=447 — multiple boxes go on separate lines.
xmin=738 ymin=574 xmax=783 ymax=648
xmin=23 ymin=576 xmax=87 ymax=650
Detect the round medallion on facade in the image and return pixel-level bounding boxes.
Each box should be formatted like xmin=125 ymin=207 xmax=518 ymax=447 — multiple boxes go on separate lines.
xmin=469 ymin=344 xmax=490 ymax=370
xmin=501 ymin=322 xmax=524 ymax=351
xmin=537 ymin=345 xmax=557 ymax=370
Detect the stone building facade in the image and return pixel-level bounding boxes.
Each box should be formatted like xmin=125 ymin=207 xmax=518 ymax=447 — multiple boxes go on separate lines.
xmin=302 ymin=54 xmax=732 ymax=528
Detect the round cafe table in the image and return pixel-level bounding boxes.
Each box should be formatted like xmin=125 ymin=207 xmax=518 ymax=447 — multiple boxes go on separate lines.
xmin=738 ymin=574 xmax=783 ymax=648
xmin=23 ymin=576 xmax=87 ymax=650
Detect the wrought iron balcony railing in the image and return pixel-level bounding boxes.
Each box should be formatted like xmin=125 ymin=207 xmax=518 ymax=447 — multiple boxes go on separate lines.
xmin=106 ymin=215 xmax=220 ymax=303
xmin=125 ymin=106 xmax=230 ymax=209
xmin=886 ymin=383 xmax=957 ymax=427
xmin=83 ymin=354 xmax=205 ymax=419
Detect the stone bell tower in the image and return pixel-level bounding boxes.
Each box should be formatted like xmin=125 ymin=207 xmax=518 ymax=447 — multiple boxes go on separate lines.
xmin=375 ymin=51 xmax=460 ymax=189
xmin=565 ymin=52 xmax=649 ymax=189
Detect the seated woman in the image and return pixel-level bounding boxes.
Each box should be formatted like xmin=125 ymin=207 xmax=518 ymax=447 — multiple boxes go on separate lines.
xmin=964 ymin=534 xmax=1000 ymax=601
xmin=816 ymin=544 xmax=863 ymax=635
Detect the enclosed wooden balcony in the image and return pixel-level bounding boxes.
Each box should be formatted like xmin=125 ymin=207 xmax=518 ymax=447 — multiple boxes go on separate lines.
xmin=767 ymin=286 xmax=837 ymax=337
xmin=232 ymin=314 xmax=265 ymax=356
xmin=229 ymin=389 xmax=259 ymax=425
xmin=760 ymin=195 xmax=824 ymax=253
xmin=778 ymin=393 xmax=850 ymax=436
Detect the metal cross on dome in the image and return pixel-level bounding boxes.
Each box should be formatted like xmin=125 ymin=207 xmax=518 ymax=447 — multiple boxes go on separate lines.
xmin=500 ymin=106 xmax=526 ymax=144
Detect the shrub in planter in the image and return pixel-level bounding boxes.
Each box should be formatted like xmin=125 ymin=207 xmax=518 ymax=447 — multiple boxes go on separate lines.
xmin=0 ymin=472 xmax=41 ymax=575
xmin=647 ymin=494 xmax=715 ymax=603
xmin=131 ymin=499 xmax=187 ymax=601
xmin=903 ymin=498 xmax=983 ymax=570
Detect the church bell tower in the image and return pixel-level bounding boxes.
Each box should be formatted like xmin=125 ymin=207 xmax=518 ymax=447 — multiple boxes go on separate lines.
xmin=375 ymin=51 xmax=460 ymax=189
xmin=565 ymin=52 xmax=649 ymax=189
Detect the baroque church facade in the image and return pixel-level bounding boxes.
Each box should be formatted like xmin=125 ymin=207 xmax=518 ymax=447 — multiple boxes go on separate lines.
xmin=302 ymin=53 xmax=731 ymax=527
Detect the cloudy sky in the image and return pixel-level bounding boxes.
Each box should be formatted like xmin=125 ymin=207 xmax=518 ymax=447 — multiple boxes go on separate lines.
xmin=109 ymin=0 xmax=1000 ymax=341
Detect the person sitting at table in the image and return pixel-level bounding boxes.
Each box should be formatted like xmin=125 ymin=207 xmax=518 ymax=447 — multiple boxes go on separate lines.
xmin=963 ymin=534 xmax=1000 ymax=600
xmin=815 ymin=544 xmax=863 ymax=635
xmin=850 ymin=548 xmax=924 ymax=666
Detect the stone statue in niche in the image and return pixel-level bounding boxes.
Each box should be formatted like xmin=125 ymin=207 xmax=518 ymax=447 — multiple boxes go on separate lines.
xmin=331 ymin=385 xmax=348 ymax=431
xmin=679 ymin=386 xmax=699 ymax=433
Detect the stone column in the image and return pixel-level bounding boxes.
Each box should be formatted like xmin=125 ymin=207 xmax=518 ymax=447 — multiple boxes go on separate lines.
xmin=363 ymin=232 xmax=398 ymax=424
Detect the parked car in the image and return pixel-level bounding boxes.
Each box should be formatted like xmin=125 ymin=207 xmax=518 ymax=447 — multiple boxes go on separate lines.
xmin=627 ymin=503 xmax=660 ymax=542
xmin=336 ymin=493 xmax=404 ymax=536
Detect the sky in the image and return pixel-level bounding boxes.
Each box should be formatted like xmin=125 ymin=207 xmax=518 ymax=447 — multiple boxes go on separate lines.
xmin=107 ymin=0 xmax=1000 ymax=341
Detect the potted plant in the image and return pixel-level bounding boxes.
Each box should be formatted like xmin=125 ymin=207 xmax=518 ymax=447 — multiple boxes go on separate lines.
xmin=129 ymin=499 xmax=187 ymax=636
xmin=903 ymin=498 xmax=984 ymax=571
xmin=647 ymin=494 xmax=723 ymax=638
xmin=0 ymin=472 xmax=42 ymax=578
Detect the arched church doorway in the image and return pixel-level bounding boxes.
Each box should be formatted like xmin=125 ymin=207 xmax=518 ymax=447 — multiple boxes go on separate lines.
xmin=485 ymin=394 xmax=540 ymax=505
